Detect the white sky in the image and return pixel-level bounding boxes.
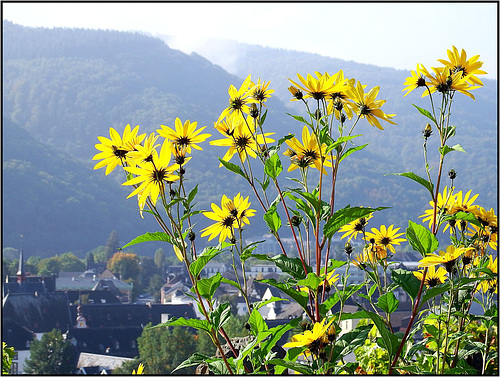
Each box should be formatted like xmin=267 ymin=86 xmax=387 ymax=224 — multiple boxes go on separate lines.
xmin=2 ymin=2 xmax=498 ymax=79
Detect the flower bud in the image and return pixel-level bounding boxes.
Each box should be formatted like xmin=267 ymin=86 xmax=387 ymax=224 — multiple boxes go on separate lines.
xmin=291 ymin=215 xmax=301 ymax=227
xmin=288 ymin=86 xmax=303 ymax=100
xmin=344 ymin=242 xmax=353 ymax=256
xmin=314 ymin=109 xmax=322 ymax=120
xmin=448 ymin=169 xmax=457 ymax=180
xmin=188 ymin=231 xmax=196 ymax=242
xmin=422 ymin=123 xmax=432 ymax=138
xmin=249 ymin=103 xmax=259 ymax=118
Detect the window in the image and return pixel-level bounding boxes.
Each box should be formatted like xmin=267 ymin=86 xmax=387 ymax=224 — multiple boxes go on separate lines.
xmin=11 ymin=362 xmax=18 ymax=374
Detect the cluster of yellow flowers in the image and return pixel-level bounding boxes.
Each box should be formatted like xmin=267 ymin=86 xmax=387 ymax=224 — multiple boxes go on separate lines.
xmin=402 ymin=45 xmax=486 ymax=99
xmin=92 ymin=119 xmax=211 ymax=214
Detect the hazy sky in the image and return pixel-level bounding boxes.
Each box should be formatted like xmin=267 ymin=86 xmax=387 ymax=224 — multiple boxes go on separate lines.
xmin=3 ymin=2 xmax=498 ymax=79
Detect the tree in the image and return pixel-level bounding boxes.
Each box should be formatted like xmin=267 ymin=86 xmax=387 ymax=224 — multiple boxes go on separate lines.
xmin=107 ymin=252 xmax=140 ymax=281
xmin=154 ymin=248 xmax=165 ymax=272
xmin=136 ymin=324 xmax=197 ymax=374
xmin=24 ymin=329 xmax=77 ymax=374
xmin=146 ymin=274 xmax=164 ymax=302
xmin=37 ymin=256 xmax=61 ymax=276
xmin=104 ymin=230 xmax=120 ymax=260
xmin=3 ymin=342 xmax=16 ymax=374
xmin=85 ymin=251 xmax=95 ymax=269
xmin=58 ymin=252 xmax=85 ymax=272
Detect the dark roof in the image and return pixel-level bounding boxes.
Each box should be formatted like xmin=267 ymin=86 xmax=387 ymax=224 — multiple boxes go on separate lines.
xmin=1 ymin=317 xmax=35 ymax=350
xmin=70 ymin=327 xmax=143 ymax=358
xmin=65 ymin=290 xmax=121 ymax=304
xmin=68 ymin=303 xmax=197 ymax=329
xmin=2 ymin=292 xmax=72 ymax=333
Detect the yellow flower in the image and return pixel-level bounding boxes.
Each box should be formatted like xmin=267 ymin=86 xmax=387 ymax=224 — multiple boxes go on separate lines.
xmin=284 ymin=125 xmax=333 ymax=174
xmin=424 ymin=67 xmax=478 ymax=100
xmin=123 ymin=140 xmax=179 ymax=212
xmin=288 ymin=72 xmax=337 ymax=101
xmin=127 ymin=132 xmax=160 ymax=167
xmin=157 ymin=118 xmax=211 ymax=154
xmin=93 ymin=125 xmax=146 ymax=175
xmin=402 ymin=63 xmax=433 ymax=97
xmin=437 ymin=45 xmax=487 ymax=86
xmin=132 ymin=363 xmax=145 ymax=375
xmin=420 ymin=186 xmax=456 ymax=231
xmin=449 ymin=189 xmax=479 ymax=215
xmin=339 ymin=213 xmax=373 ymax=242
xmin=201 ymin=193 xmax=254 ymax=243
xmin=346 ymin=81 xmax=397 ymax=130
xmin=283 ymin=317 xmax=334 ymax=356
xmin=418 ymin=245 xmax=468 ymax=273
xmin=217 ymin=75 xmax=257 ymax=122
xmin=325 ymin=71 xmax=356 ymax=120
xmin=223 ymin=193 xmax=256 ymax=227
xmin=248 ymin=78 xmax=274 ymax=103
xmin=211 ymin=112 xmax=274 ymax=165
xmin=477 ymin=255 xmax=498 ymax=294
xmin=413 ymin=265 xmax=448 ymax=288
xmin=364 ymin=224 xmax=406 ymax=253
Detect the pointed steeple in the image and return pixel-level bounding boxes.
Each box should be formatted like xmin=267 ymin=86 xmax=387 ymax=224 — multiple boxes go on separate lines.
xmin=17 ymin=235 xmax=26 ymax=283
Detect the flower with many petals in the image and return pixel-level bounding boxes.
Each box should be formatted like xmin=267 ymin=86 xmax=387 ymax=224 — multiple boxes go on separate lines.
xmin=437 ymin=45 xmax=487 ymax=86
xmin=346 ymin=82 xmax=397 ymax=130
xmin=420 ymin=186 xmax=456 ymax=232
xmin=339 ymin=213 xmax=373 ymax=242
xmin=211 ymin=112 xmax=274 ymax=165
xmin=157 ymin=118 xmax=211 ymax=154
xmin=93 ymin=125 xmax=146 ymax=175
xmin=402 ymin=63 xmax=433 ymax=97
xmin=413 ymin=265 xmax=448 ymax=288
xmin=123 ymin=140 xmax=179 ymax=211
xmin=364 ymin=224 xmax=406 ymax=253
xmin=288 ymin=72 xmax=337 ymax=101
xmin=284 ymin=126 xmax=333 ymax=174
xmin=418 ymin=245 xmax=469 ymax=273
xmin=217 ymin=75 xmax=257 ymax=122
xmin=283 ymin=317 xmax=334 ymax=357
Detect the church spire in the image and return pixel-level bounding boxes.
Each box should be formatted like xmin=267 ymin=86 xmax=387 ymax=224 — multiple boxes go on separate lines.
xmin=17 ymin=235 xmax=26 ymax=283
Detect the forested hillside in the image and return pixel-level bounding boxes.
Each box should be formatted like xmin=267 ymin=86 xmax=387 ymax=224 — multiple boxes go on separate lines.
xmin=2 ymin=21 xmax=497 ymax=258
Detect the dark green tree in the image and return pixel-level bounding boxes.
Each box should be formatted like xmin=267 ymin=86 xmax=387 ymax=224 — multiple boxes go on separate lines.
xmin=58 ymin=252 xmax=85 ymax=272
xmin=136 ymin=323 xmax=197 ymax=374
xmin=154 ymin=248 xmax=165 ymax=272
xmin=104 ymin=230 xmax=120 ymax=261
xmin=146 ymin=274 xmax=164 ymax=302
xmin=24 ymin=329 xmax=77 ymax=375
xmin=85 ymin=251 xmax=95 ymax=269
xmin=37 ymin=256 xmax=61 ymax=276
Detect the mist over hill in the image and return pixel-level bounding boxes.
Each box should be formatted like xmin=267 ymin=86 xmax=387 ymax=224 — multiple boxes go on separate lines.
xmin=2 ymin=21 xmax=497 ymax=259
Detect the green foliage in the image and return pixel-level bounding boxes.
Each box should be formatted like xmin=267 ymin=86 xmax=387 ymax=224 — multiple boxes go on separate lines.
xmin=24 ymin=329 xmax=77 ymax=375
xmin=2 ymin=342 xmax=16 ymax=374
xmin=136 ymin=323 xmax=197 ymax=374
xmin=354 ymin=338 xmax=390 ymax=374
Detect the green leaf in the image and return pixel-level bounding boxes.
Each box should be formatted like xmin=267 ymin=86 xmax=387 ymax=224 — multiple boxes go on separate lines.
xmin=189 ymin=247 xmax=224 ymax=278
xmin=210 ymin=302 xmax=231 ymax=330
xmin=363 ymin=310 xmax=400 ymax=357
xmin=121 ymin=231 xmax=172 ymax=249
xmin=387 ymin=172 xmax=434 ymax=197
xmin=248 ymin=306 xmax=268 ymax=336
xmin=186 ymin=184 xmax=198 ymax=206
xmin=257 ymin=278 xmax=309 ymax=311
xmin=264 ymin=152 xmax=283 ymax=179
xmin=444 ymin=125 xmax=456 ymax=139
xmin=284 ymin=192 xmax=316 ymax=226
xmin=296 ymin=272 xmax=322 ymax=291
xmin=391 ymin=268 xmax=421 ymax=300
xmin=330 ymin=325 xmax=371 ymax=362
xmin=420 ymin=282 xmax=451 ymax=309
xmin=439 ymin=143 xmax=466 ymax=157
xmin=259 ymin=109 xmax=268 ymax=126
xmin=218 ymin=158 xmax=247 ymax=179
xmin=376 ymin=291 xmax=400 ymax=314
xmin=339 ymin=143 xmax=368 ymax=163
xmin=287 ymin=113 xmax=312 ymax=126
xmin=413 ymin=104 xmax=436 ymax=124
xmin=251 ymin=253 xmax=311 ymax=280
xmin=171 ymin=352 xmax=218 ymax=373
xmin=196 ymin=273 xmax=223 ymax=300
xmin=155 ymin=316 xmax=212 ymax=333
xmin=406 ymin=220 xmax=439 ymax=257
xmin=263 ymin=204 xmax=282 ymax=233
xmin=268 ymin=359 xmax=315 ymax=375
xmin=323 ymin=206 xmax=389 ymax=239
